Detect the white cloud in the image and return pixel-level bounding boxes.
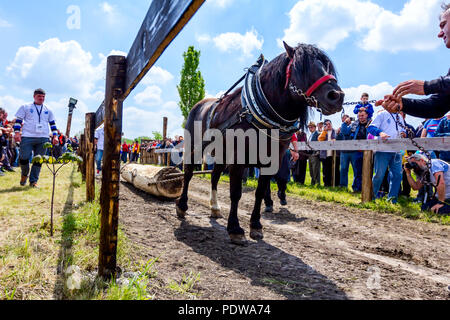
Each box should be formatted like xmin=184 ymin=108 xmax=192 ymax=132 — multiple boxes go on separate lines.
xmin=7 ymin=38 xmax=103 ymax=100
xmin=6 ymin=38 xmax=127 ymax=102
xmin=199 ymin=29 xmax=264 ymax=57
xmin=101 ymin=2 xmax=115 ymax=14
xmin=342 ymin=82 xmax=394 ymax=104
xmin=0 ymin=18 xmax=11 ymax=28
xmin=141 ymin=66 xmax=174 ymax=86
xmin=362 ymin=0 xmax=442 ymax=52
xmin=123 ymin=106 xmax=185 ymax=139
xmin=207 ymin=0 xmax=234 ymax=8
xmin=134 ymin=85 xmax=163 ymax=106
xmin=279 ymin=0 xmax=442 ymax=52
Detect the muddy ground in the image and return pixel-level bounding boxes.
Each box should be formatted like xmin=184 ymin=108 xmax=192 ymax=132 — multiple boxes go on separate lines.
xmin=119 ymin=177 xmax=450 ymax=300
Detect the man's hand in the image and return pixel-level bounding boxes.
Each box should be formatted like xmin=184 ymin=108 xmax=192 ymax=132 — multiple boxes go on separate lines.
xmin=404 ymin=165 xmax=411 ymax=176
xmin=291 ymin=151 xmax=299 ymax=162
xmin=376 ymin=95 xmax=404 ymax=114
xmin=393 ymin=80 xmax=425 ymax=99
xmin=380 ymin=132 xmax=390 ymax=141
xmin=14 ymin=132 xmax=21 ymax=143
xmin=400 ymin=132 xmax=407 ymax=138
xmin=431 ymin=203 xmax=444 ymax=214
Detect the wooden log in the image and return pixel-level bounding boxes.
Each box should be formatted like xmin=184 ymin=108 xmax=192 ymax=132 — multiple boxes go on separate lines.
xmin=98 ymin=55 xmax=127 ymax=279
xmin=121 ymin=164 xmax=183 ymax=199
xmin=85 ymin=113 xmax=96 ymax=202
xmin=361 ymin=150 xmax=374 ymax=203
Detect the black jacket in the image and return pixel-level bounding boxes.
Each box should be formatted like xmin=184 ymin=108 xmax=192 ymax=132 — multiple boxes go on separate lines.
xmin=402 ymin=68 xmax=450 ymax=118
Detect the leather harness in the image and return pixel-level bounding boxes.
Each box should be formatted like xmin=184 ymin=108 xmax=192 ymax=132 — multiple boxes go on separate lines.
xmin=206 ymin=54 xmax=336 ymax=142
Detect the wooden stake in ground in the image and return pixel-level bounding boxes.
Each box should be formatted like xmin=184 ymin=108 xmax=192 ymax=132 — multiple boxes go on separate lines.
xmin=361 ymin=150 xmax=374 ymax=203
xmin=85 ymin=113 xmax=96 ymax=202
xmin=98 ymin=56 xmax=127 ymax=279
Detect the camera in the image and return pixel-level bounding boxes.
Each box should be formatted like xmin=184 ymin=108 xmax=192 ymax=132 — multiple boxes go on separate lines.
xmin=404 ymin=162 xmax=415 ymax=170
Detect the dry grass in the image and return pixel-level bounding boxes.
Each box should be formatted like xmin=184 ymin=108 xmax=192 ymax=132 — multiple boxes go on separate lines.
xmin=0 ymin=165 xmax=156 ymax=300
xmin=0 ymin=165 xmax=86 ymax=299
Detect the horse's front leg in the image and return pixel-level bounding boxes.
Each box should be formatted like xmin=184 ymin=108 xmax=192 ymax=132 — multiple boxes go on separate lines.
xmin=227 ymin=164 xmax=246 ymax=245
xmin=210 ymin=164 xmax=226 ymax=219
xmin=249 ymin=174 xmax=272 ymax=240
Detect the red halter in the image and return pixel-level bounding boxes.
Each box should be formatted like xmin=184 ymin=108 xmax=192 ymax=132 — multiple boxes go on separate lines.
xmin=285 ymin=59 xmax=336 ymax=97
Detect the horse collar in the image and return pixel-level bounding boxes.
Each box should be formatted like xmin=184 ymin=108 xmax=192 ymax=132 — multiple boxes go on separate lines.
xmin=241 ymin=57 xmax=300 ymax=136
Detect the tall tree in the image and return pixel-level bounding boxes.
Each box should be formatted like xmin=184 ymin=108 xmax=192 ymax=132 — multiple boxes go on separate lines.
xmin=177 ymin=46 xmax=205 ymax=127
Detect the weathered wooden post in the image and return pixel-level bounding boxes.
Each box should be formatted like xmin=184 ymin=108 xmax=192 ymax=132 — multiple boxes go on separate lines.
xmin=332 ymin=150 xmax=337 ymax=188
xmin=85 ymin=113 xmax=96 ymax=202
xmin=98 ymin=55 xmax=127 ymax=279
xmin=79 ymin=134 xmax=86 ymax=182
xmin=163 ymin=117 xmax=168 ymax=140
xmin=361 ymin=150 xmax=374 ymax=203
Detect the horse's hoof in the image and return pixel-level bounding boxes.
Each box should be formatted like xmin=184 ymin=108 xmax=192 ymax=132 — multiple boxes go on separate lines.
xmin=229 ymin=234 xmax=247 ymax=246
xmin=264 ymin=206 xmax=274 ymax=213
xmin=250 ymin=229 xmax=264 ymax=241
xmin=210 ymin=208 xmax=223 ymax=219
xmin=176 ymin=206 xmax=187 ymax=219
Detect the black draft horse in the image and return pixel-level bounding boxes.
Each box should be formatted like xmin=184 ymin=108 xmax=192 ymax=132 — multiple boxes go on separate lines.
xmin=176 ymin=42 xmax=344 ymax=245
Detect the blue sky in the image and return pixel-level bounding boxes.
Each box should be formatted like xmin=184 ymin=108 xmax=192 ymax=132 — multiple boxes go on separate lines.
xmin=0 ymin=0 xmax=448 ymax=139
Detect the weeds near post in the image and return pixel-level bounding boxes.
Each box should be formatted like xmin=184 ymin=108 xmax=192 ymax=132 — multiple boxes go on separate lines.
xmin=32 ymin=143 xmax=83 ymax=237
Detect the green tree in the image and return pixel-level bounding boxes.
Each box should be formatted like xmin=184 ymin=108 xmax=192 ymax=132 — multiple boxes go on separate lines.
xmin=177 ymin=46 xmax=205 ymax=128
xmin=152 ymin=131 xmax=163 ymax=141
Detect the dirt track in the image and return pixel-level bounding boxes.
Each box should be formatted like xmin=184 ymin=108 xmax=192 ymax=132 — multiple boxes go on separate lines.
xmin=119 ymin=177 xmax=450 ymax=300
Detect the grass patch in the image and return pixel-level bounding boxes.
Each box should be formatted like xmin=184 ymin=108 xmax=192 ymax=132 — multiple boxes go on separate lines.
xmin=167 ymin=271 xmax=202 ymax=298
xmin=0 ymin=165 xmax=154 ymax=300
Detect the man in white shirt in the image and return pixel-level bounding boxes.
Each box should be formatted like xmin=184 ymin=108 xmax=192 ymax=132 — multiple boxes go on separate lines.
xmin=14 ymin=89 xmax=58 ymax=187
xmin=367 ymin=110 xmax=407 ymax=203
xmin=94 ymin=126 xmax=104 ymax=176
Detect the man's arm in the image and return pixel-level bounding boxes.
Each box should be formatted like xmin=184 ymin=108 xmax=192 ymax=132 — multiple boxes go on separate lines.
xmin=434 ymin=171 xmax=446 ymax=202
xmin=405 ymin=167 xmax=423 ymax=191
xmin=402 ymin=94 xmax=450 ymax=119
xmin=424 ymin=72 xmax=450 ymax=96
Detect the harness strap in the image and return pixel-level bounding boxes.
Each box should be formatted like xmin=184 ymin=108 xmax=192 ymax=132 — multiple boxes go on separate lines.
xmin=306 ymin=75 xmax=336 ymax=97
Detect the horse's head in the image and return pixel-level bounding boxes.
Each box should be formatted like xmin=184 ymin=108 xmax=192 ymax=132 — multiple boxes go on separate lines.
xmin=284 ymin=42 xmax=344 ymax=116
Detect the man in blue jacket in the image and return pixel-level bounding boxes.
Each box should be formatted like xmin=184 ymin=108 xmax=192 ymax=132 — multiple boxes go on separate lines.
xmin=381 ymin=3 xmax=449 ymax=118
xmin=339 ymin=110 xmax=369 ymax=193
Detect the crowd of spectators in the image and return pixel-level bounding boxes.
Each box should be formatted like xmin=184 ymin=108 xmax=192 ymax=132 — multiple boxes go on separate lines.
xmin=120 ymin=135 xmax=184 ymax=165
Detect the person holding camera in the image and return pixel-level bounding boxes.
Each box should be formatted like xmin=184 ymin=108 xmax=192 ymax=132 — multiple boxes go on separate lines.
xmin=404 ymin=154 xmax=450 ymax=215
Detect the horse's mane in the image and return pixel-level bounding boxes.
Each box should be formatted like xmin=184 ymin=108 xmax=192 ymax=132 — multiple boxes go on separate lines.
xmin=262 ymin=43 xmax=338 ymax=130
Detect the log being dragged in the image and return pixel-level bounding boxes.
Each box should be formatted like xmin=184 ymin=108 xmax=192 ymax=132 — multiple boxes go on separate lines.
xmin=121 ymin=164 xmax=183 ymax=199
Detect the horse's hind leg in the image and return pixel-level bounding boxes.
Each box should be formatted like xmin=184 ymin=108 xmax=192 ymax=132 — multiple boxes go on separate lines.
xmin=210 ymin=164 xmax=226 ymax=219
xmin=249 ymin=174 xmax=272 ymax=241
xmin=176 ymin=163 xmax=194 ymax=219
xmin=227 ymin=165 xmax=246 ymax=245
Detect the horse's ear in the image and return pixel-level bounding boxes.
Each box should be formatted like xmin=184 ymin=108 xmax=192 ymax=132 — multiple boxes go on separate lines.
xmin=283 ymin=41 xmax=295 ymax=59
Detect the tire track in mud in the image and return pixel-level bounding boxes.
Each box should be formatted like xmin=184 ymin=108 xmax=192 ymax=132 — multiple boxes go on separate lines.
xmin=119 ymin=178 xmax=450 ymax=300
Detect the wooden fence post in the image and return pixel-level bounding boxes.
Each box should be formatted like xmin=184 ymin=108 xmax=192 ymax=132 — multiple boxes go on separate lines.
xmin=332 ymin=151 xmax=337 ymax=188
xmin=361 ymin=150 xmax=374 ymax=203
xmin=79 ymin=134 xmax=86 ymax=182
xmin=98 ymin=55 xmax=127 ymax=279
xmin=85 ymin=113 xmax=96 ymax=202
